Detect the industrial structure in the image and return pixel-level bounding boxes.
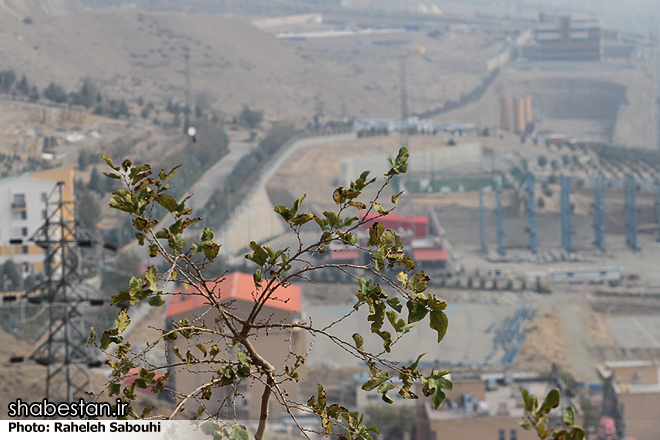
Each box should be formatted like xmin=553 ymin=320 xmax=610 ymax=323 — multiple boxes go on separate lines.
xmin=535 ymin=15 xmax=602 ymax=61
xmin=500 ymin=95 xmax=533 ymax=134
xmin=624 ymin=176 xmax=639 ymax=251
xmin=323 ymin=211 xmax=450 ymax=270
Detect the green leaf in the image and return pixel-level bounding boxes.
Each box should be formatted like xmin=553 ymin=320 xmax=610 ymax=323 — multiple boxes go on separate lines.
xmin=237 ymin=349 xmax=250 ymax=367
xmin=431 ymin=389 xmax=446 ymax=409
xmin=108 ymin=383 xmax=121 ymax=396
xmin=102 ymin=155 xmax=120 ymax=171
xmin=352 ymin=333 xmax=364 ymax=351
xmin=429 ymin=310 xmax=449 ymax=342
xmin=409 ymin=272 xmax=430 ymax=294
xmin=520 ymin=420 xmax=534 ymax=430
xmin=274 ymin=206 xmax=292 ymax=222
xmin=539 ymin=388 xmax=561 ymax=415
xmin=372 ymin=202 xmax=389 ymax=215
xmin=158 ymin=165 xmax=181 ymax=183
xmin=145 ymin=266 xmax=158 ymax=291
xmin=156 ymin=194 xmax=178 ymax=213
xmin=291 ymin=194 xmax=306 ymax=216
xmin=323 ymin=211 xmax=340 ymax=228
xmin=202 ymin=242 xmax=220 ymax=261
xmin=87 ymin=327 xmax=96 ymax=346
xmin=332 ymin=187 xmax=346 ymax=204
xmin=522 ymin=388 xmax=538 ymax=413
xmin=171 ymin=347 xmax=184 ymax=362
xmin=209 ymin=345 xmax=219 ymax=359
xmin=226 ymin=425 xmax=249 ymax=440
xmin=109 ymin=197 xmax=134 ymax=213
xmin=196 ymin=344 xmax=207 ymax=357
xmin=115 ymin=309 xmax=131 ymax=334
xmin=391 ymin=191 xmax=404 ymax=205
xmin=245 ymin=241 xmax=269 ymax=266
xmin=407 ymin=300 xmax=428 ymax=323
xmin=348 ymin=201 xmax=366 ymax=210
xmin=201 ymin=227 xmax=214 ymax=242
xmin=362 ymin=373 xmax=389 ymax=391
xmin=563 ymin=406 xmax=575 ymax=428
xmin=148 ymin=244 xmax=158 ymax=258
xmin=148 ymin=294 xmax=165 ymax=307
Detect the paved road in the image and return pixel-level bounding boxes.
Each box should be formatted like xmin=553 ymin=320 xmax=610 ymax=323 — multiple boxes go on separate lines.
xmin=184 ymin=139 xmax=256 ymax=213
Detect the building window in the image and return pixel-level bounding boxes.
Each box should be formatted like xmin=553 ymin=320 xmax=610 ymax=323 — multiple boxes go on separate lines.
xmin=22 ymin=245 xmax=28 ymax=254
xmin=42 ymin=210 xmax=47 ymax=220
xmin=498 ymin=430 xmax=506 ymax=440
xmin=21 ymin=227 xmax=28 ymax=237
xmin=12 ymin=194 xmax=26 ymax=208
xmin=510 ymin=430 xmax=517 ymax=440
xmin=20 ymin=211 xmax=27 ymax=220
xmin=41 ymin=192 xmax=47 ymax=202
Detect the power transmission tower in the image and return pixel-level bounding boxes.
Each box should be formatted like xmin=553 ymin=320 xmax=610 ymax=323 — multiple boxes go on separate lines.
xmin=184 ymin=53 xmax=192 ymax=133
xmin=26 ymin=181 xmax=101 ymax=401
xmin=624 ymin=176 xmax=639 ymax=251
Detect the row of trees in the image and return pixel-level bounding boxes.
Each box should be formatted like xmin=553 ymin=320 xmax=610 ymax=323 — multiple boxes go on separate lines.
xmin=200 ymin=121 xmax=295 ymax=229
xmin=0 ymin=69 xmax=132 ymax=119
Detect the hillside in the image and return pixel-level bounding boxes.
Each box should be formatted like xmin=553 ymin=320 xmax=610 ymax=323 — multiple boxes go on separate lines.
xmin=0 ymin=0 xmax=82 ymax=21
xmin=0 ymin=9 xmax=411 ymax=123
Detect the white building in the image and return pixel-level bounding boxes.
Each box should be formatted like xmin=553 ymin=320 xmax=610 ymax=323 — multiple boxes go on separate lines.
xmin=0 ymin=167 xmax=75 ymax=277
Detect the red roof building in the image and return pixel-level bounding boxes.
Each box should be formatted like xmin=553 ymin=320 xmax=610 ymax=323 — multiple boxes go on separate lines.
xmin=324 ymin=212 xmax=449 ymax=269
xmin=165 ymin=272 xmax=304 ymax=421
xmin=166 ymin=272 xmax=301 ymax=319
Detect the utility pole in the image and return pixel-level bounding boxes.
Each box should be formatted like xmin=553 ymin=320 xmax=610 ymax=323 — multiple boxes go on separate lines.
xmin=184 ymin=53 xmax=192 ymax=134
xmin=594 ymin=176 xmax=607 ymax=252
xmin=399 ymin=59 xmax=409 ymax=148
xmin=479 ymin=184 xmax=488 ymax=255
xmin=560 ymin=175 xmax=572 ymax=253
xmin=624 ymin=176 xmax=639 ymax=251
xmin=496 ymin=177 xmax=506 ymax=256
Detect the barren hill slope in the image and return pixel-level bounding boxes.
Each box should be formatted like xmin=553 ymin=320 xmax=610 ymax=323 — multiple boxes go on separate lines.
xmin=0 ymin=9 xmax=397 ymax=122
xmin=0 ymin=0 xmax=83 ymax=21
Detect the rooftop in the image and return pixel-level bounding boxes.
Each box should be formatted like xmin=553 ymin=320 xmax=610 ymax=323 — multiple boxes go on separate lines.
xmin=166 ymin=272 xmax=302 ymax=318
